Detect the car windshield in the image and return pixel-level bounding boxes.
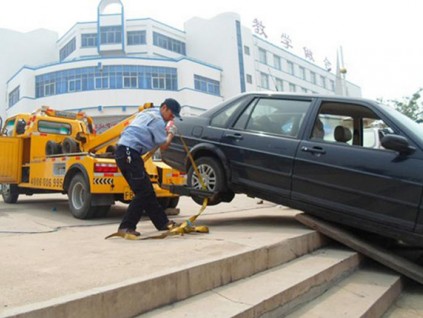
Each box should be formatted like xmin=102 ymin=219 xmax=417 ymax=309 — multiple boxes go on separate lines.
xmin=382 ymin=104 xmax=423 ymax=145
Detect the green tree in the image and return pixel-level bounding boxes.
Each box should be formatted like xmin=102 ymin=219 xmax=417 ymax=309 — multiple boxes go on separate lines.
xmin=387 ymin=88 xmax=423 ymax=121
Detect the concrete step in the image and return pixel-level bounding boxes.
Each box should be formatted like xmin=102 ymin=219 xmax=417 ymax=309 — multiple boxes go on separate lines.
xmin=0 ymin=222 xmax=327 ymax=318
xmin=285 ymin=262 xmax=402 ymax=318
xmin=383 ymin=280 xmax=423 ymax=318
xmin=138 ymin=246 xmax=361 ymax=318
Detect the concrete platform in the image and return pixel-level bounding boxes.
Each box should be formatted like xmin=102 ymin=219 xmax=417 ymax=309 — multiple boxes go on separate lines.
xmin=0 ymin=194 xmax=317 ymax=317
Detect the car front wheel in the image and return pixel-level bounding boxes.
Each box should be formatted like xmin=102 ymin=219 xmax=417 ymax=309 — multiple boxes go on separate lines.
xmin=187 ymin=157 xmax=227 ymax=206
xmin=1 ymin=184 xmax=19 ymax=203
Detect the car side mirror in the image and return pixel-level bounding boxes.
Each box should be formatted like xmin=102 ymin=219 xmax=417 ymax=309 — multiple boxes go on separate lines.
xmin=381 ymin=134 xmax=415 ymax=155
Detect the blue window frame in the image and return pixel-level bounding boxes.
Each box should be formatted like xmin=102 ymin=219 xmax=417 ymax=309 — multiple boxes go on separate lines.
xmin=35 ymin=65 xmax=178 ymax=97
xmin=194 ymin=75 xmax=220 ymax=96
xmin=60 ymin=37 xmax=76 ymax=61
xmin=100 ymin=26 xmax=122 ymax=44
xmin=127 ymin=31 xmax=146 ymax=45
xmin=153 ymin=32 xmax=186 ymax=55
xmin=81 ymin=33 xmax=97 ymax=47
xmin=8 ymin=86 xmax=20 ymax=107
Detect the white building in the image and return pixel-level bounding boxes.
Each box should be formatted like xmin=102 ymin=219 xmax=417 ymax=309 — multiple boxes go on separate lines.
xmin=2 ymin=0 xmax=361 ymax=130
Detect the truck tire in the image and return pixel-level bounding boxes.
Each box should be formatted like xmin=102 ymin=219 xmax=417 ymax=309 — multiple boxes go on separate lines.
xmin=1 ymin=184 xmax=19 ymax=203
xmin=187 ymin=157 xmax=226 ymax=206
xmin=62 ymin=137 xmax=80 ymax=154
xmin=68 ymin=173 xmax=95 ymax=219
xmin=46 ymin=140 xmax=62 ymax=155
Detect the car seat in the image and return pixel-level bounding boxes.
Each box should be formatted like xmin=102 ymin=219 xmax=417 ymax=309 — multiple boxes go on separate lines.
xmin=334 ymin=125 xmax=352 ymax=143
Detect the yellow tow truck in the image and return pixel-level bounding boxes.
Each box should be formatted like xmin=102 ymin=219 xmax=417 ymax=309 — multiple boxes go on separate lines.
xmin=0 ymin=104 xmax=185 ymax=219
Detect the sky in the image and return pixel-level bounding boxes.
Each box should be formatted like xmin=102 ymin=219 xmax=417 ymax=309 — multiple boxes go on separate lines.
xmin=1 ymin=0 xmax=421 ymax=101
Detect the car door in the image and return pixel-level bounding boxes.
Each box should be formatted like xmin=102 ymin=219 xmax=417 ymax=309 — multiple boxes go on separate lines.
xmin=218 ymin=96 xmax=314 ymax=200
xmin=292 ymin=99 xmax=422 ymax=232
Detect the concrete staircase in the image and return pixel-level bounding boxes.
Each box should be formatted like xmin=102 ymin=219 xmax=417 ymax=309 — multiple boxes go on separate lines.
xmin=138 ymin=247 xmax=402 ymax=318
xmin=1 ymin=205 xmax=412 ymax=318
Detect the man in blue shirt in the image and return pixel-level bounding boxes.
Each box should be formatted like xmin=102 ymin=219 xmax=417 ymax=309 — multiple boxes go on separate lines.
xmin=115 ymin=98 xmax=181 ymax=237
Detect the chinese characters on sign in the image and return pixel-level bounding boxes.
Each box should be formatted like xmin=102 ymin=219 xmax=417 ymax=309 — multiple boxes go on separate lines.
xmin=280 ymin=33 xmax=293 ymax=49
xmin=252 ymin=19 xmax=268 ymax=39
xmin=252 ymin=19 xmax=333 ymax=72
xmin=303 ymin=47 xmax=315 ymax=62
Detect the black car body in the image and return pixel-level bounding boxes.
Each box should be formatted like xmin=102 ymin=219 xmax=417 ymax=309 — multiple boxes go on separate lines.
xmin=162 ymin=92 xmax=423 ymax=246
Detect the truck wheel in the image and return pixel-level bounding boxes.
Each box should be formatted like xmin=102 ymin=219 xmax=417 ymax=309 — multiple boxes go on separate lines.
xmin=187 ymin=157 xmax=226 ymax=206
xmin=45 ymin=141 xmax=62 ymax=155
xmin=1 ymin=184 xmax=19 ymax=203
xmin=68 ymin=174 xmax=95 ymax=219
xmin=62 ymin=137 xmax=80 ymax=154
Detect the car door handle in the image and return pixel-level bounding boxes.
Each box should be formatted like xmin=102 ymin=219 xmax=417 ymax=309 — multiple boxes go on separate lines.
xmin=301 ymin=146 xmax=326 ymax=155
xmin=224 ymin=133 xmax=243 ymax=140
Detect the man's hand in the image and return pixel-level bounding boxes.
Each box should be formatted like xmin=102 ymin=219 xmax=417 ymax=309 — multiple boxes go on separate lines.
xmin=167 ymin=121 xmax=178 ymax=136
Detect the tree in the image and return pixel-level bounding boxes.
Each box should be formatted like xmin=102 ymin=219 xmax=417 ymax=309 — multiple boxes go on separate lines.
xmin=387 ymin=88 xmax=423 ymax=121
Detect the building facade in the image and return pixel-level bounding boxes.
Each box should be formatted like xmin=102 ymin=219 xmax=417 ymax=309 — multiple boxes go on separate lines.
xmin=2 ymin=0 xmax=361 ymax=130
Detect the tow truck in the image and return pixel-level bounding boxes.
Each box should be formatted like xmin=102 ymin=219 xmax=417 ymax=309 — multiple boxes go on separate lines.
xmin=0 ymin=104 xmax=185 ymax=219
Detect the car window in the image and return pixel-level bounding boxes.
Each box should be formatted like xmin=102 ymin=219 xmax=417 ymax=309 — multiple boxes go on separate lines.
xmin=239 ymin=98 xmax=312 ymax=137
xmin=313 ymin=102 xmax=394 ymax=149
xmin=210 ymin=98 xmax=245 ymax=128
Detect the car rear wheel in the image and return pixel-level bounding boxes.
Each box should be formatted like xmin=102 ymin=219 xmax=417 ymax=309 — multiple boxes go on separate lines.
xmin=1 ymin=184 xmax=19 ymax=203
xmin=187 ymin=157 xmax=226 ymax=206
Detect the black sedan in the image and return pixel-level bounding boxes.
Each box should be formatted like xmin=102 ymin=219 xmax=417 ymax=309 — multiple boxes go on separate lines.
xmin=162 ymin=92 xmax=423 ymax=246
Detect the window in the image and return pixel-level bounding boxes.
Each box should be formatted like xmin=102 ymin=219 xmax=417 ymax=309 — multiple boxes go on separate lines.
xmin=314 ymin=102 xmax=394 ymax=149
xmin=127 ymin=30 xmax=146 ymax=45
xmin=289 ymin=83 xmax=296 ymax=92
xmin=301 ymin=87 xmax=307 ymax=93
xmin=210 ymin=99 xmax=243 ymax=128
xmin=8 ymin=86 xmax=20 ymax=107
xmin=246 ymin=74 xmax=253 ymax=84
xmin=310 ymin=71 xmax=316 ymax=84
xmin=153 ymin=32 xmax=186 ymax=55
xmin=258 ymin=48 xmax=267 ymax=64
xmin=275 ymin=78 xmax=283 ymax=92
xmin=123 ymin=72 xmax=138 ymax=88
xmin=194 ymin=75 xmax=220 ymax=95
xmin=45 ymin=82 xmax=55 ymax=96
xmin=60 ymin=37 xmax=76 ymax=60
xmin=244 ymin=46 xmax=250 ymax=55
xmin=320 ymin=75 xmax=326 ymax=88
xmin=81 ymin=34 xmax=97 ymax=47
xmin=100 ymin=26 xmax=122 ymax=44
xmin=68 ymin=79 xmax=81 ymax=92
xmin=260 ymin=73 xmax=269 ymax=89
xmin=245 ymin=98 xmax=311 ymax=137
xmin=95 ymin=76 xmax=109 ymax=89
xmin=151 ymin=73 xmax=166 ymax=89
xmin=274 ymin=55 xmax=281 ymax=70
xmin=38 ymin=120 xmax=71 ymax=135
xmin=35 ymin=65 xmax=178 ymax=97
xmin=299 ymin=66 xmax=306 ymax=80
xmin=287 ymin=61 xmax=294 ymax=75
xmin=330 ymin=80 xmax=335 ymax=91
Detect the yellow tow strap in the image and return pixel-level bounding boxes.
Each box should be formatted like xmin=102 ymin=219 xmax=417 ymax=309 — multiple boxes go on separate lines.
xmin=105 ymin=134 xmax=210 ymax=240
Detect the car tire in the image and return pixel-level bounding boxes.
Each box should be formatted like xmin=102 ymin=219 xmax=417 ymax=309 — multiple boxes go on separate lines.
xmin=187 ymin=157 xmax=226 ymax=206
xmin=68 ymin=173 xmax=95 ymax=219
xmin=1 ymin=183 xmax=19 ymax=203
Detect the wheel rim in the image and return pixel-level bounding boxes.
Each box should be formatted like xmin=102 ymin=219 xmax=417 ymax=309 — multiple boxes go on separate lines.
xmin=191 ymin=164 xmax=216 ymax=191
xmin=72 ymin=182 xmax=85 ymax=210
xmin=2 ymin=184 xmax=10 ymax=197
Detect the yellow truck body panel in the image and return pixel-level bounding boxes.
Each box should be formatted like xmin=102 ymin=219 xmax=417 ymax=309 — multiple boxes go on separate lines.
xmin=0 ymin=136 xmax=23 ymax=183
